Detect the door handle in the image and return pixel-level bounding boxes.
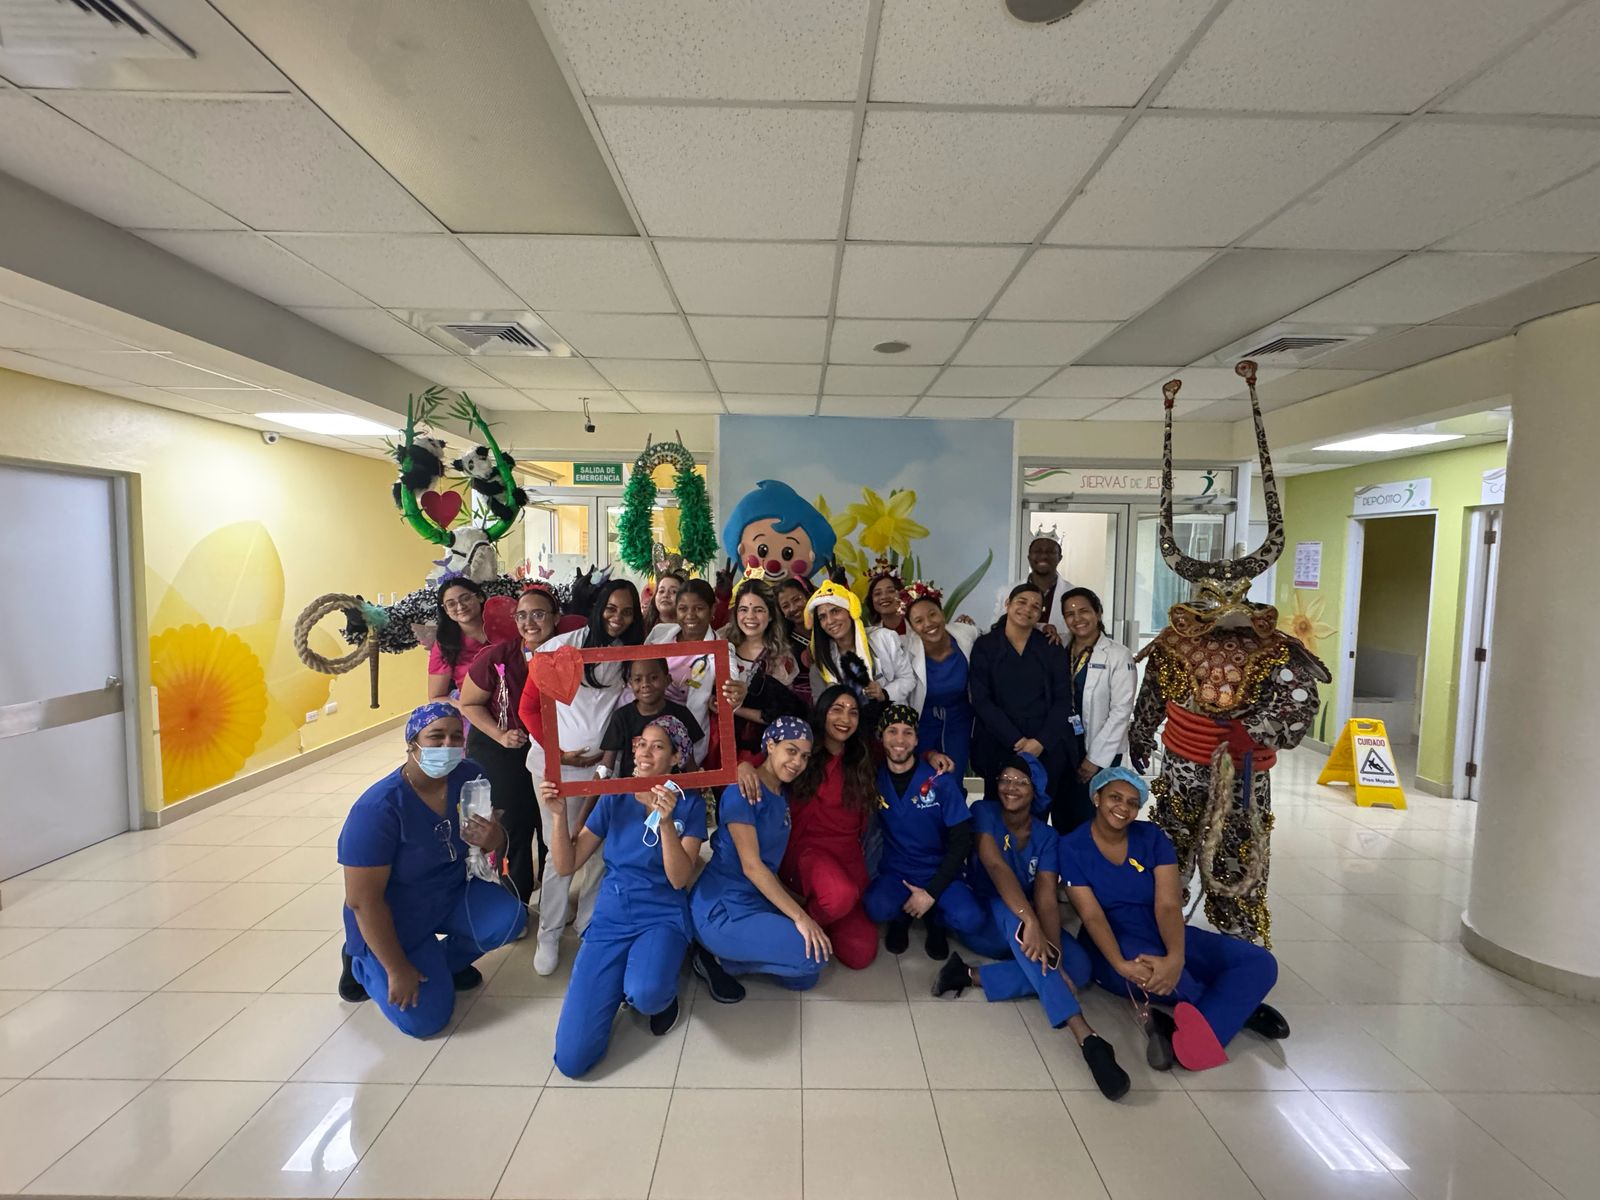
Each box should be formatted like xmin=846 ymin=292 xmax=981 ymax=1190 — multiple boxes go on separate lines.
xmin=106 ymin=675 xmax=121 ymax=689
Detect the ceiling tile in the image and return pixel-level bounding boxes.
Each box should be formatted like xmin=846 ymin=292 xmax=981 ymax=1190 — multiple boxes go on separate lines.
xmin=138 ymin=231 xmax=372 ymax=307
xmin=1132 ymin=367 xmax=1254 ymax=400
xmin=36 ymin=351 xmax=249 ymax=387
xmin=837 ymin=245 xmax=1023 ymax=318
xmin=289 ymin=308 xmax=447 ymax=355
xmin=1002 ymin=396 xmax=1117 ymax=420
xmin=1174 ymin=401 xmax=1242 ymax=422
xmin=992 ymin=248 xmax=1211 ymax=320
xmin=656 ymin=241 xmax=837 ymax=316
xmin=687 ymin=316 xmax=829 ymax=362
xmin=1247 ymin=122 xmax=1600 ymax=250
xmin=0 ymin=350 xmax=128 ymax=390
xmin=1442 ymin=4 xmax=1600 ymax=117
xmin=909 ymin=397 xmax=1012 ymax=419
xmin=954 ymin=322 xmax=1117 ymax=367
xmin=1088 ymin=397 xmax=1212 ymax=421
xmin=1312 ymin=324 xmax=1508 ymax=372
xmin=107 ymin=387 xmax=234 ymax=417
xmin=0 ymin=304 xmax=131 ymax=351
xmin=1291 ymin=252 xmax=1589 ymax=324
xmin=523 ymin=389 xmax=629 ymax=411
xmin=458 ymin=236 xmax=674 ymax=312
xmin=385 ymin=354 xmax=505 ymax=388
xmin=538 ymin=312 xmax=697 ymax=358
xmin=475 ymin=357 xmax=607 ymax=389
xmin=44 ymin=94 xmax=437 ymax=232
xmin=159 ymin=386 xmax=268 ymax=408
xmin=927 ymin=366 xmax=1055 ymax=397
xmin=589 ymin=359 xmax=712 ymax=391
xmin=849 ymin=111 xmax=1120 ymax=243
xmin=1440 ymin=167 xmax=1600 ymax=252
xmin=1030 ymin=366 xmax=1172 ymax=398
xmin=710 ymin=362 xmax=822 ymax=393
xmin=544 ymin=0 xmax=867 ymax=100
xmin=872 ymin=0 xmax=1213 ymax=106
xmin=818 ymin=395 xmax=917 ymax=417
xmin=271 ymin=235 xmax=523 ymax=309
xmin=1157 ymin=0 xmax=1568 ymax=113
xmin=1431 ymin=257 xmax=1600 ymax=327
xmin=828 ymin=319 xmax=971 ymax=364
xmin=623 ymin=392 xmax=726 ymax=413
xmin=453 ymin=389 xmax=540 ymax=412
xmin=1048 ymin=115 xmax=1389 ymax=248
xmin=722 ymin=394 xmax=818 ymax=415
xmin=823 ymin=364 xmax=940 ymax=395
xmin=1248 ymin=369 xmax=1381 ymax=405
xmin=595 ymin=106 xmax=853 ymax=239
xmin=0 ymin=95 xmax=240 ymax=231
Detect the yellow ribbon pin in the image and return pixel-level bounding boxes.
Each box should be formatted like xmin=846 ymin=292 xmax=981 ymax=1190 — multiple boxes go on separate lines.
xmin=1129 ymin=858 xmax=1145 ymax=873
xmin=1003 ymin=833 xmax=1012 ymax=851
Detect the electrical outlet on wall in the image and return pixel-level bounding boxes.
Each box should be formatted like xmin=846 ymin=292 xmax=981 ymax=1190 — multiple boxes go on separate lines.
xmin=324 ymin=700 xmax=339 ymax=716
xmin=305 ymin=710 xmax=319 ymax=723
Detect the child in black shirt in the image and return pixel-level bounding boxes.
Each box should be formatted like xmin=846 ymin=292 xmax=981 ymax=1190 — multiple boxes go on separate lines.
xmin=600 ymin=658 xmax=705 ymax=778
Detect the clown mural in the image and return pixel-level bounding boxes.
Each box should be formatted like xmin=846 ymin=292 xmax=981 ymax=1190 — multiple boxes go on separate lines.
xmin=1129 ymin=362 xmax=1329 ymax=947
xmin=721 ymin=479 xmax=838 ymax=586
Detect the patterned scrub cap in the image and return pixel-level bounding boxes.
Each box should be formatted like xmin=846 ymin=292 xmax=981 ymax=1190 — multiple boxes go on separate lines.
xmin=762 ymin=715 xmax=814 ymax=749
xmin=405 ymin=701 xmax=460 ymax=742
xmin=643 ymin=715 xmax=695 ymax=769
xmin=876 ymin=703 xmax=921 ymax=737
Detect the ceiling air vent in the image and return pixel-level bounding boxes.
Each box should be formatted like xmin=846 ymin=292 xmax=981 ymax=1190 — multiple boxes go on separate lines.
xmin=437 ymin=322 xmax=551 ymax=353
xmin=0 ymin=0 xmax=193 ymax=59
xmin=1245 ymin=334 xmax=1351 ymax=359
xmin=407 ymin=311 xmax=571 ymax=357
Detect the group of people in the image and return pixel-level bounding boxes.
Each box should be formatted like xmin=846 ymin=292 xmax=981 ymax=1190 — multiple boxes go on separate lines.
xmin=336 ymin=545 xmax=1289 ymax=1100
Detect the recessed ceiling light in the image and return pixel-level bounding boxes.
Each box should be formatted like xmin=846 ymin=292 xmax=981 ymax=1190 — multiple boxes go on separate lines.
xmin=1005 ymin=0 xmax=1089 ymax=24
xmin=1314 ymin=433 xmax=1464 ymax=453
xmin=256 ymin=412 xmax=397 ymax=436
xmin=873 ymin=340 xmax=911 ymax=355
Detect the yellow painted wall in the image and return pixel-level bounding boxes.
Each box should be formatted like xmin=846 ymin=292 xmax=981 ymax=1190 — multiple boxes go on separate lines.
xmin=1279 ymin=441 xmax=1508 ymax=791
xmin=0 ymin=367 xmax=439 ymax=810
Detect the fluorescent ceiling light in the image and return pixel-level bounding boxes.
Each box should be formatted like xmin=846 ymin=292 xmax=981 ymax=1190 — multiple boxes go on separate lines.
xmin=1314 ymin=432 xmax=1464 ymax=453
xmin=256 ymin=412 xmax=397 ymax=436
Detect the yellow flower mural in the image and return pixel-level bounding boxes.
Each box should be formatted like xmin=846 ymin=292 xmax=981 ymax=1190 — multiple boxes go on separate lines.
xmin=150 ymin=624 xmax=269 ymax=799
xmin=846 ymin=487 xmax=929 ymax=557
xmin=1281 ymin=592 xmax=1335 ymax=652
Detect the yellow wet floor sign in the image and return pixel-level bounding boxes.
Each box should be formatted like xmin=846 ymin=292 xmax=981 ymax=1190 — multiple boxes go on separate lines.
xmin=1318 ymin=718 xmax=1407 ymax=809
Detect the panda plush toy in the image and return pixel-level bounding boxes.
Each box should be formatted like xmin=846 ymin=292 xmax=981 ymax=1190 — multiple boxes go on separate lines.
xmin=452 ymin=445 xmax=529 ymax=523
xmin=391 ymin=435 xmax=447 ymax=509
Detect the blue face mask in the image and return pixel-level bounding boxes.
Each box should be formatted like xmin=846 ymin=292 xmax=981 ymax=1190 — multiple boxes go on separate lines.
xmin=415 ymin=745 xmax=464 ymax=779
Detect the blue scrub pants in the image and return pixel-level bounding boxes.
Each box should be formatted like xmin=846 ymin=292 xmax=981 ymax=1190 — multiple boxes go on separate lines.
xmin=863 ymin=873 xmax=989 ymax=945
xmin=969 ymin=896 xmax=1090 ymax=1028
xmin=1079 ymin=924 xmax=1277 ymax=1046
xmin=554 ymin=924 xmax=688 ymax=1078
xmin=692 ymin=892 xmax=822 ymax=989
xmin=918 ymin=705 xmax=971 ymax=785
xmin=351 ymin=878 xmax=526 ymax=1039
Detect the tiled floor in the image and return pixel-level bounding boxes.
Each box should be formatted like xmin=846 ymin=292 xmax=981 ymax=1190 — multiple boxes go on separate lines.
xmin=1 ymin=738 xmax=1596 ymax=1199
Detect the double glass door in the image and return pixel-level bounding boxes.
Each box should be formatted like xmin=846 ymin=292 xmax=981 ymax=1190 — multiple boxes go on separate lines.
xmin=523 ymin=491 xmax=681 ymax=591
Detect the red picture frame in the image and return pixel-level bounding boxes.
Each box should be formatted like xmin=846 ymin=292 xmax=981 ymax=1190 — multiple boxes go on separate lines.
xmin=536 ymin=639 xmax=738 ymax=797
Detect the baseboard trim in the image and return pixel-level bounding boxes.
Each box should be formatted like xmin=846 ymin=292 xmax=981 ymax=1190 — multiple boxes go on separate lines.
xmin=1412 ymin=775 xmax=1453 ymax=798
xmin=1300 ymin=738 xmax=1332 ymax=755
xmin=146 ymin=716 xmax=405 ymax=828
xmin=1461 ymin=916 xmax=1600 ymax=1002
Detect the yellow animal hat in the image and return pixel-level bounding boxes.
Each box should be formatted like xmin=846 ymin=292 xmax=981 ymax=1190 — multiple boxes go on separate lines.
xmin=805 ymin=579 xmax=874 ymax=681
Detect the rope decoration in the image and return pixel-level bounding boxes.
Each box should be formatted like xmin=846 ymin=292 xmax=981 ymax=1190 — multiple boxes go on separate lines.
xmin=294 ymin=592 xmax=381 ymax=708
xmin=1196 ymin=747 xmax=1270 ymax=901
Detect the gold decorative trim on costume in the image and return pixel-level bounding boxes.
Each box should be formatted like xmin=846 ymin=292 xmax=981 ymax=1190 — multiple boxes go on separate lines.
xmin=1141 ymin=632 xmax=1290 ymax=716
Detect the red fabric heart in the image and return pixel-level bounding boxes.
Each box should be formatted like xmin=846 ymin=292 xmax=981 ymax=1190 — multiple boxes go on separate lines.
xmin=420 ymin=489 xmax=463 ymax=527
xmin=531 ymin=644 xmax=583 ymax=705
xmin=481 ymin=596 xmax=518 ymax=646
xmin=1170 ymin=1001 xmax=1228 ymax=1071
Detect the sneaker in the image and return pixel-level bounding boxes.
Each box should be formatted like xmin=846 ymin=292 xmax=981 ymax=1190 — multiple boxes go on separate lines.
xmin=931 ymin=951 xmax=972 ymax=998
xmin=533 ymin=934 xmax=562 ymax=977
xmin=452 ymin=965 xmax=483 ymax=991
xmin=1081 ymin=1034 xmax=1131 ymax=1101
xmin=885 ymin=915 xmax=911 ymax=955
xmin=1144 ymin=1007 xmax=1176 ymax=1071
xmin=648 ymin=997 xmax=681 ymax=1037
xmin=923 ymin=920 xmax=949 ymax=961
xmin=1244 ymin=1003 xmax=1291 ymax=1040
xmin=692 ymin=944 xmax=746 ymax=1004
xmin=338 ymin=951 xmax=369 ymax=1003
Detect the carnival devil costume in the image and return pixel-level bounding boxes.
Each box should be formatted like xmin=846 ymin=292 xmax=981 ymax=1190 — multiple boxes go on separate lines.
xmin=1129 ymin=361 xmax=1329 ymax=946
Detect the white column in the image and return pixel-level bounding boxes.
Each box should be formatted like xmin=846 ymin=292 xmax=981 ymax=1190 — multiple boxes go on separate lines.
xmin=1462 ymin=304 xmax=1600 ymax=997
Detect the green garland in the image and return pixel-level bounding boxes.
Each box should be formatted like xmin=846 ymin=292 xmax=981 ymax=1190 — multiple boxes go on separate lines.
xmin=619 ymin=439 xmax=716 ymax=573
xmin=617 ymin=467 xmax=659 ymax=573
xmin=673 ymin=466 xmax=717 ymax=571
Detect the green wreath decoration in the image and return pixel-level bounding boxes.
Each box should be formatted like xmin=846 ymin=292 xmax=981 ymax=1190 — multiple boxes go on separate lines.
xmin=619 ymin=438 xmax=717 ymax=573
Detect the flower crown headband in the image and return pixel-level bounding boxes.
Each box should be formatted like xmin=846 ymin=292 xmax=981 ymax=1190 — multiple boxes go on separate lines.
xmin=898 ymin=579 xmax=943 ymax=610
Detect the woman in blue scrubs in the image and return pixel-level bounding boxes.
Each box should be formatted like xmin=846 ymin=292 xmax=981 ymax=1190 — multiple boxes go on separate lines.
xmin=863 ymin=704 xmax=986 ymax=960
xmin=1060 ymin=766 xmax=1289 ymax=1071
xmin=539 ymin=716 xmax=707 ymax=1078
xmin=931 ymin=753 xmax=1130 ymax=1100
xmin=901 ymin=585 xmax=979 ymax=784
xmin=690 ymin=717 xmax=831 ymax=1003
xmin=337 ymin=703 xmax=527 ymax=1038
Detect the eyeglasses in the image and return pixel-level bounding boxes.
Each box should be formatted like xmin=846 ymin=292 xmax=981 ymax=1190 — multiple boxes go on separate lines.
xmin=441 ymin=598 xmax=477 ymax=614
xmin=432 ymin=818 xmax=458 ymax=863
xmin=997 ymin=775 xmax=1031 ymax=791
xmin=514 ymin=609 xmax=554 ymax=624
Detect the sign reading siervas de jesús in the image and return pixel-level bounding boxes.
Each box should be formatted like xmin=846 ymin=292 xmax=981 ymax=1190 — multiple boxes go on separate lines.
xmin=1353 ymin=477 xmax=1431 ymax=515
xmin=572 ymin=462 xmax=624 ymax=486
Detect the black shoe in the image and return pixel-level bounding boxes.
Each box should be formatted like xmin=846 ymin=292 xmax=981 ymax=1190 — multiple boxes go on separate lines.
xmin=649 ymin=997 xmax=681 ymax=1037
xmin=1144 ymin=1007 xmax=1176 ymax=1071
xmin=451 ymin=965 xmax=483 ymax=992
xmin=923 ymin=920 xmax=949 ymax=961
xmin=885 ymin=916 xmax=911 ymax=955
xmin=1244 ymin=1003 xmax=1291 ymax=1040
xmin=338 ymin=951 xmax=369 ymax=1003
xmin=1081 ymin=1034 xmax=1131 ymax=1101
xmin=932 ymin=951 xmax=972 ymax=998
xmin=692 ymin=944 xmax=746 ymax=1004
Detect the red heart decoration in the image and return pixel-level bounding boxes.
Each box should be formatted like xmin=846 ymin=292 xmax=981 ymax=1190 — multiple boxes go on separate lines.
xmin=1170 ymin=1001 xmax=1228 ymax=1071
xmin=420 ymin=489 xmax=463 ymax=527
xmin=531 ymin=644 xmax=583 ymax=705
xmin=482 ymin=596 xmax=518 ymax=646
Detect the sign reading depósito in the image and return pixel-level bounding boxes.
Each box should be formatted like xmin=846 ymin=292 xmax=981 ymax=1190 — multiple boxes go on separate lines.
xmin=1353 ymin=477 xmax=1432 ymax=516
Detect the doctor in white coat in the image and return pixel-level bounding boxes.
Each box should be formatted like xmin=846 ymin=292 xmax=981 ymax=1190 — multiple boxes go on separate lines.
xmin=1060 ymin=587 xmax=1137 ymax=830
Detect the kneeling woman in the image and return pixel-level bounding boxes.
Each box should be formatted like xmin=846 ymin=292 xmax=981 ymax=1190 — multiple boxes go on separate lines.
xmin=539 ymin=717 xmax=706 ymax=1078
xmin=932 ymin=754 xmax=1130 ymax=1101
xmin=337 ymin=704 xmax=527 ymax=1038
xmin=1060 ymin=767 xmax=1288 ymax=1072
xmin=690 ymin=718 xmax=832 ymax=1002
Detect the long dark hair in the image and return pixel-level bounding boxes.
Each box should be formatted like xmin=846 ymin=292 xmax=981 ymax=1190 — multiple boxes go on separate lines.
xmin=791 ymin=685 xmax=876 ymax=813
xmin=991 ymin=581 xmax=1044 ymax=633
xmin=582 ymin=578 xmax=642 ymax=687
xmin=1060 ymin=586 xmax=1107 ymax=637
xmin=435 ymin=576 xmax=486 ymax=667
xmin=721 ymin=579 xmax=789 ymax=664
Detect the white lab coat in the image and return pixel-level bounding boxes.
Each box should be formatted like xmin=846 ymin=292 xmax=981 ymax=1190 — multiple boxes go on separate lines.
xmin=900 ymin=620 xmax=981 ymax=715
xmin=644 ymin=622 xmax=721 ymax=764
xmin=810 ymin=625 xmax=914 ymax=705
xmin=1076 ymin=634 xmax=1137 ymax=770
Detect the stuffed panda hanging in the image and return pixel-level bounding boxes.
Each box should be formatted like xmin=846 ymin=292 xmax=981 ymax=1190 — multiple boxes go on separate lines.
xmin=453 ymin=445 xmax=529 ymax=523
xmin=391 ymin=435 xmax=447 ymax=509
